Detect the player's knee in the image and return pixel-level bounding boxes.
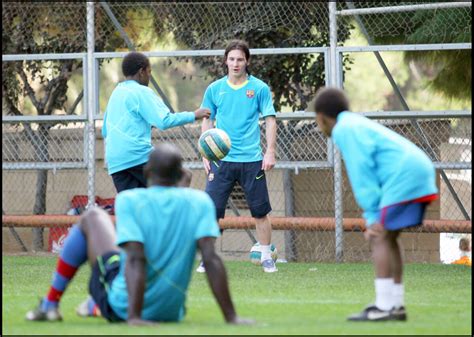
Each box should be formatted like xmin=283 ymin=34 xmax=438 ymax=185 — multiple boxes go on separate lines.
xmin=253 ymin=214 xmax=268 ymax=221
xmin=370 ymin=232 xmax=390 ymax=245
xmin=80 ymin=207 xmax=108 ymax=232
xmin=250 ymin=204 xmax=271 ymax=219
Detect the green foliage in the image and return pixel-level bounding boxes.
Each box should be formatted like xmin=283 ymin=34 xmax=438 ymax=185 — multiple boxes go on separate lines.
xmin=2 ymin=257 xmax=472 ymax=335
xmin=2 ymin=4 xmax=84 ymax=116
xmin=162 ymin=3 xmax=354 ymax=111
xmin=1 ymin=3 xmax=122 ymax=116
xmin=353 ymin=2 xmax=471 ymax=101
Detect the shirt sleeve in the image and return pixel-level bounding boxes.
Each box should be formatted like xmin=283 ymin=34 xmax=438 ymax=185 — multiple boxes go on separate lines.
xmin=333 ymin=125 xmax=381 ymax=227
xmin=201 ymin=85 xmax=217 ymax=121
xmin=258 ymin=85 xmax=276 ymax=117
xmin=194 ymin=194 xmax=221 ymax=240
xmin=101 ymin=111 xmax=108 ymax=138
xmin=115 ymin=192 xmax=144 ymax=246
xmin=138 ymin=88 xmax=195 ymax=130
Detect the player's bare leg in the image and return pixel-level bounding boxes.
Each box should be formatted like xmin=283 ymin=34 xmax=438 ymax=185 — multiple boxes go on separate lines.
xmin=79 ymin=207 xmax=119 ymax=266
xmin=387 ymin=231 xmax=406 ymax=320
xmin=75 ymin=208 xmax=120 ymax=318
xmin=26 ymin=207 xmax=117 ymax=321
xmin=255 ymin=215 xmax=277 ymax=273
xmin=348 ymin=229 xmax=405 ymax=321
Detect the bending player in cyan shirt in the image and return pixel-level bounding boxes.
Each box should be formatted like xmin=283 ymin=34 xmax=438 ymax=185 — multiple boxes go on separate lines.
xmin=313 ymin=87 xmax=438 ymax=322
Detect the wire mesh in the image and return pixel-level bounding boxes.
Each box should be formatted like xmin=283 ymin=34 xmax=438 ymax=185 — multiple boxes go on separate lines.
xmin=95 ymin=2 xmax=331 ymax=51
xmin=2 ymin=1 xmax=472 ymax=263
xmin=2 ymin=2 xmax=87 ymax=54
xmin=2 ymin=122 xmax=86 ymax=164
xmin=338 ymin=1 xmax=472 ymax=44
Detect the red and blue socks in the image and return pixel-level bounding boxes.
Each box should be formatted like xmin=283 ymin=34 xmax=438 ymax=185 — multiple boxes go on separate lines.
xmin=41 ymin=225 xmax=87 ymax=311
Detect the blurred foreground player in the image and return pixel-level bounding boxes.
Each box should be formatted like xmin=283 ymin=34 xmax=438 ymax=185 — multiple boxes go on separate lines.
xmin=26 ymin=143 xmax=253 ymax=326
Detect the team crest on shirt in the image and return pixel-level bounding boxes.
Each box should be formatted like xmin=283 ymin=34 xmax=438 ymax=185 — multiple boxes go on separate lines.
xmin=208 ymin=173 xmax=214 ymax=182
xmin=246 ymin=90 xmax=255 ymax=98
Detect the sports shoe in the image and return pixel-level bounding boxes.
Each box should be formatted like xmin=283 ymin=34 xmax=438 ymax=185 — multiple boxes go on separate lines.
xmin=76 ymin=296 xmax=102 ymax=318
xmin=25 ymin=299 xmax=62 ymax=322
xmin=347 ymin=305 xmax=403 ymax=322
xmin=391 ymin=306 xmax=407 ymax=321
xmin=262 ymin=259 xmax=278 ymax=273
xmin=196 ymin=261 xmax=206 ymax=273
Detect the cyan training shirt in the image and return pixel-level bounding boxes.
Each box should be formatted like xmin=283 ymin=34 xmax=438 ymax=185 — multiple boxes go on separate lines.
xmin=102 ymin=80 xmax=195 ymax=175
xmin=331 ymin=111 xmax=438 ymax=227
xmin=108 ymin=186 xmax=221 ymax=321
xmin=201 ymin=75 xmax=276 ymax=162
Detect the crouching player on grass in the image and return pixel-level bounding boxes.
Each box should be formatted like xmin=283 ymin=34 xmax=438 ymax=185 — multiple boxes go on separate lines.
xmin=26 ymin=143 xmax=253 ymax=326
xmin=313 ymin=87 xmax=438 ymax=322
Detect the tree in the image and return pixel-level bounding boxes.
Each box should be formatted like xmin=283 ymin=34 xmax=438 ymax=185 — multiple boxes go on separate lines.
xmin=160 ymin=2 xmax=353 ymax=112
xmin=2 ymin=3 xmax=121 ymax=250
xmin=350 ymin=1 xmax=471 ymax=101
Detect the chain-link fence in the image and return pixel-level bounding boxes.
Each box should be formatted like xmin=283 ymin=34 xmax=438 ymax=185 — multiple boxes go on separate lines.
xmin=2 ymin=2 xmax=472 ymax=263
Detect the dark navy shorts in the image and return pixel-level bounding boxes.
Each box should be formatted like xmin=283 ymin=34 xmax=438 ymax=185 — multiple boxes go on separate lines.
xmin=111 ymin=163 xmax=147 ymax=193
xmin=89 ymin=251 xmax=123 ymax=322
xmin=380 ymin=194 xmax=438 ymax=231
xmin=205 ymin=160 xmax=272 ymax=219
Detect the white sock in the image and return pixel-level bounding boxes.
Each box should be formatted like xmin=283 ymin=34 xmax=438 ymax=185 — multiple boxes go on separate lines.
xmin=375 ymin=278 xmax=395 ymax=311
xmin=260 ymin=245 xmax=271 ymax=261
xmin=392 ymin=283 xmax=405 ymax=308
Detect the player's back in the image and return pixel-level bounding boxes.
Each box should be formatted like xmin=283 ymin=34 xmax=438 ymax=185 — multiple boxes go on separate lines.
xmin=108 ymin=186 xmax=220 ymax=322
xmin=332 ymin=112 xmax=438 ymax=207
xmin=102 ymin=80 xmax=156 ymax=174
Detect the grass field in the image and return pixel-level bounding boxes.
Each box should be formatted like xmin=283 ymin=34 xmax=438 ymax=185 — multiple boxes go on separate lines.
xmin=2 ymin=255 xmax=471 ymax=335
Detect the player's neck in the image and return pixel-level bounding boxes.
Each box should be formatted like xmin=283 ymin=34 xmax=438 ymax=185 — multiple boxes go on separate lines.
xmin=149 ymin=179 xmax=177 ymax=187
xmin=227 ymin=73 xmax=248 ymax=86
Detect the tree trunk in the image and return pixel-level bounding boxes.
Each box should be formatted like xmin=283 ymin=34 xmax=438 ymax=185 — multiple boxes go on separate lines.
xmin=31 ymin=124 xmax=49 ymax=251
xmin=32 ymin=169 xmax=48 ymax=251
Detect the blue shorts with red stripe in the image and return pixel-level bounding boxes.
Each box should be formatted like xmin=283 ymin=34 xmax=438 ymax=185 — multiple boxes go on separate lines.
xmin=380 ymin=194 xmax=438 ymax=231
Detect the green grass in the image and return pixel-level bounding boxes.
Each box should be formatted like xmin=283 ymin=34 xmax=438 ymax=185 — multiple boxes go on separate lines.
xmin=2 ymin=256 xmax=471 ymax=335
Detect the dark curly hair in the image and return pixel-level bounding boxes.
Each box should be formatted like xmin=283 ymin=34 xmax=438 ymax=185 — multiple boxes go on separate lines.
xmin=313 ymin=87 xmax=350 ymax=119
xmin=122 ymin=52 xmax=150 ymax=77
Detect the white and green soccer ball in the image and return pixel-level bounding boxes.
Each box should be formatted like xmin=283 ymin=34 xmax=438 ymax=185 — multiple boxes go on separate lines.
xmin=249 ymin=242 xmax=278 ymax=265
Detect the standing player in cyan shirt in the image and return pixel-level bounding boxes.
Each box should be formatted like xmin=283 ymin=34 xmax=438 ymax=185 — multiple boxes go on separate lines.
xmin=198 ymin=40 xmax=278 ymax=273
xmin=102 ymin=52 xmax=210 ymax=193
xmin=314 ymin=88 xmax=438 ymax=321
xmin=26 ymin=143 xmax=253 ymax=325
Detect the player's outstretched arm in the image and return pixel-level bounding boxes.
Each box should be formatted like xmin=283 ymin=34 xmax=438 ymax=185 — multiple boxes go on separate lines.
xmin=122 ymin=241 xmax=157 ymax=326
xmin=194 ymin=108 xmax=211 ymax=120
xmin=198 ymin=237 xmax=254 ymax=325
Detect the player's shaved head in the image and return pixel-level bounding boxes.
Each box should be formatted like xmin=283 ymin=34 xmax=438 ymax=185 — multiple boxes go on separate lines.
xmin=144 ymin=143 xmax=184 ymax=186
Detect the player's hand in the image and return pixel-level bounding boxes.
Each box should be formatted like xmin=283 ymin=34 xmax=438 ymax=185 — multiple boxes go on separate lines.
xmin=364 ymin=223 xmax=384 ymax=241
xmin=194 ymin=108 xmax=211 ymax=120
xmin=202 ymin=157 xmax=211 ymax=175
xmin=262 ymin=151 xmax=276 ymax=171
xmin=127 ymin=318 xmax=157 ymax=326
xmin=227 ymin=316 xmax=256 ymax=325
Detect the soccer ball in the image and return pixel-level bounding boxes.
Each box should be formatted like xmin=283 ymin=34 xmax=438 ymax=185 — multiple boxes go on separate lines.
xmin=198 ymin=128 xmax=231 ymax=162
xmin=249 ymin=242 xmax=278 ymax=265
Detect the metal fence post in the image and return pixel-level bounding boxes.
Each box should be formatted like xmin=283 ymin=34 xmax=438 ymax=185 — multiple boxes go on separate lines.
xmin=345 ymin=0 xmax=471 ymax=221
xmin=98 ymin=1 xmax=258 ymax=242
xmin=329 ymin=2 xmax=344 ymax=263
xmin=86 ymin=2 xmax=96 ymax=208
